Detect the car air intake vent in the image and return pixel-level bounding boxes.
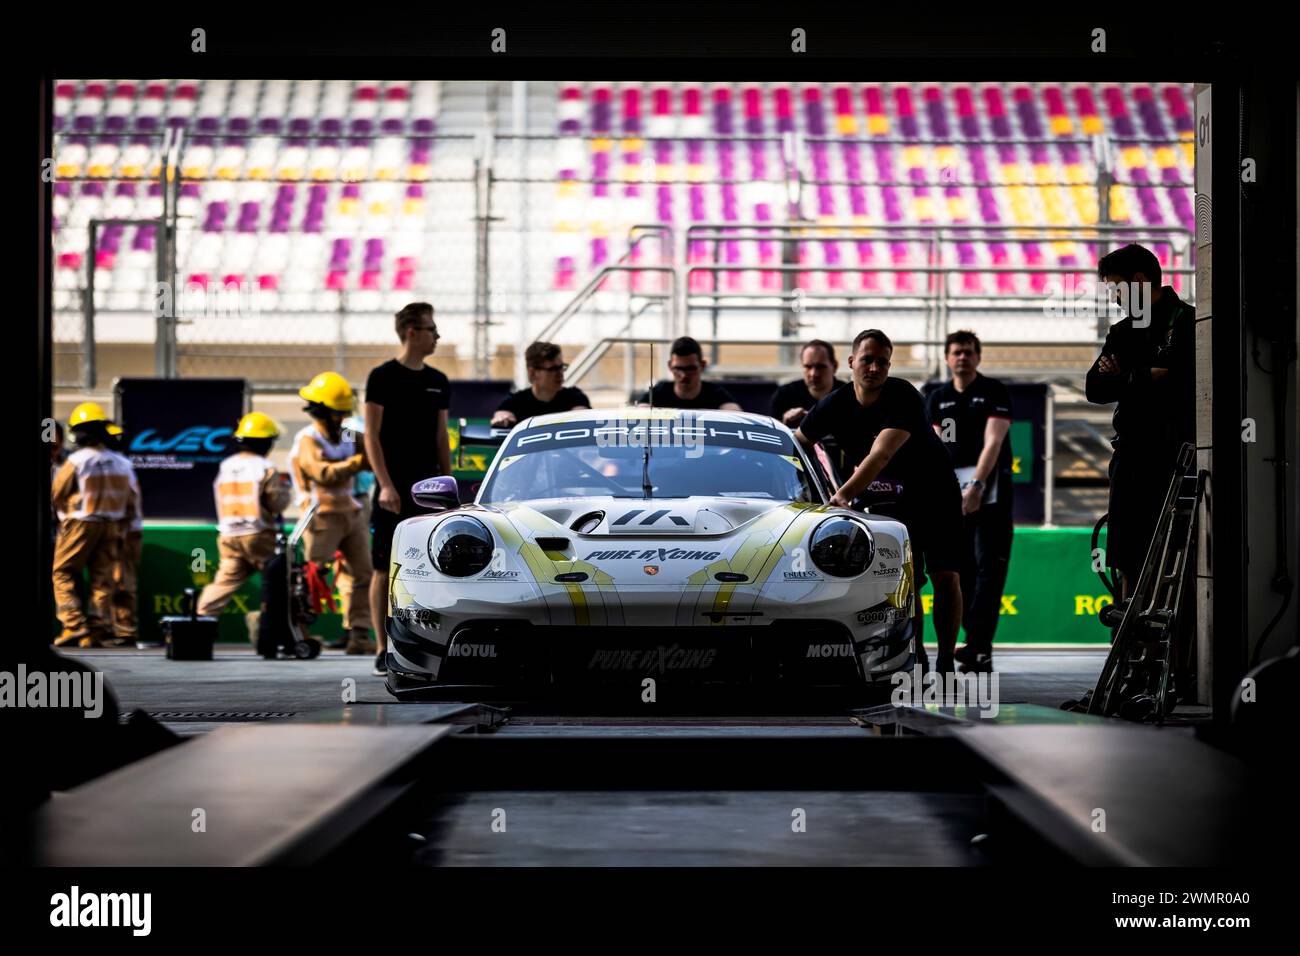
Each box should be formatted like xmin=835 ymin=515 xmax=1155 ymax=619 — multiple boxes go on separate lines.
xmin=536 ymin=537 xmax=570 ymax=551
xmin=570 ymin=511 xmax=605 ymax=534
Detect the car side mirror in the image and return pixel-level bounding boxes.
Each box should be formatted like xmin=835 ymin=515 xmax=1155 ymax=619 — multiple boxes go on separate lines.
xmin=458 ymin=423 xmax=510 ymax=447
xmin=411 ymin=476 xmax=460 ymax=512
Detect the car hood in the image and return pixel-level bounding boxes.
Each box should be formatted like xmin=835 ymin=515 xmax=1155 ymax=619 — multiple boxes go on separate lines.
xmin=496 ymin=496 xmax=801 ymax=537
xmin=461 ymin=496 xmax=821 ymax=588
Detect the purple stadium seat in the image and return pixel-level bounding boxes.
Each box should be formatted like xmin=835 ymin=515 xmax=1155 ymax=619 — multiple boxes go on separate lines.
xmin=331 ymin=238 xmax=352 ymax=268
xmin=656 ymin=184 xmax=673 ymax=224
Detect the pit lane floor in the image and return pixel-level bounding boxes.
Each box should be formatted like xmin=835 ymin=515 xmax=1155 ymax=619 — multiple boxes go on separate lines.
xmin=63 ymin=646 xmax=1106 ymax=736
xmin=46 ymin=647 xmax=1124 ymax=866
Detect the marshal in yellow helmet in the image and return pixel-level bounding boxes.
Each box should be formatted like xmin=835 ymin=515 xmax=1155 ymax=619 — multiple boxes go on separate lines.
xmin=233 ymin=411 xmax=282 ymax=440
xmin=68 ymin=401 xmax=110 ymax=429
xmin=299 ymin=371 xmax=355 ymax=412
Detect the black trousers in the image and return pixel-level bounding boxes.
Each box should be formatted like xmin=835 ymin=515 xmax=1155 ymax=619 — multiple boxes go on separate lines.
xmin=1107 ymin=442 xmax=1180 ymax=579
xmin=959 ymin=500 xmax=1013 ymax=655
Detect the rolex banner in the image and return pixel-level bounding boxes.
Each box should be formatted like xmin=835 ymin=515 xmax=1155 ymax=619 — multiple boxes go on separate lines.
xmin=113 ymin=378 xmax=248 ymax=520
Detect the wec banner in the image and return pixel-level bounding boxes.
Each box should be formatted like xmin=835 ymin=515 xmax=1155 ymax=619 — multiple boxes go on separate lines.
xmin=114 ymin=378 xmax=247 ymax=520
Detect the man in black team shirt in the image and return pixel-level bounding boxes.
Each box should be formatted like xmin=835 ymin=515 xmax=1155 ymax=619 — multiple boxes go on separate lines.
xmin=491 ymin=341 xmax=591 ymax=427
xmin=796 ymin=329 xmax=964 ymax=673
xmin=769 ymin=339 xmax=847 ymax=429
xmin=926 ymin=330 xmax=1014 ymax=674
xmin=637 ymin=336 xmax=743 ymax=410
xmin=1086 ymin=244 xmax=1195 ymax=602
xmin=364 ymin=301 xmax=452 ymax=676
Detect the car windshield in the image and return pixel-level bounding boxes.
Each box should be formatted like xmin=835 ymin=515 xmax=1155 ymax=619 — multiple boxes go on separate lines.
xmin=480 ymin=417 xmax=819 ymax=504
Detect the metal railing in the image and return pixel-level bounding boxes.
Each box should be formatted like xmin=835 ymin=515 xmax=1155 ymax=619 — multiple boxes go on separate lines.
xmin=53 ymin=122 xmax=1195 ymax=391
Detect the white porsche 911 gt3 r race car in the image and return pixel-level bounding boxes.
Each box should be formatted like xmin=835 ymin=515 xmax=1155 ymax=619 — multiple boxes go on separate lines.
xmin=383 ymin=408 xmax=917 ymax=700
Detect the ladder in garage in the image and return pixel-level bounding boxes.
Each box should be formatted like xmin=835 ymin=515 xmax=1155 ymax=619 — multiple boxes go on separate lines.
xmin=1087 ymin=443 xmax=1206 ymax=723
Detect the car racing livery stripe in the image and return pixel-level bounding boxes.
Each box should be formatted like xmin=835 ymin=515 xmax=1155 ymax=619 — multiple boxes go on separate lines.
xmin=680 ymin=501 xmax=813 ymax=624
xmin=751 ymin=504 xmax=829 ymax=587
xmin=890 ymin=539 xmax=915 ymax=612
xmin=389 ymin=559 xmax=404 ymax=615
xmin=490 ymin=514 xmax=571 ymax=624
xmin=498 ymin=506 xmax=621 ymax=626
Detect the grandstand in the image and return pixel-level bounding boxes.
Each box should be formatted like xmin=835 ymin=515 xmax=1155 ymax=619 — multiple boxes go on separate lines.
xmin=52 ymin=79 xmax=1194 ymax=407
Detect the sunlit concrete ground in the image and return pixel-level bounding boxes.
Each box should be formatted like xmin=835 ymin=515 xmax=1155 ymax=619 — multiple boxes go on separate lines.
xmin=58 ymin=646 xmax=1107 ymax=737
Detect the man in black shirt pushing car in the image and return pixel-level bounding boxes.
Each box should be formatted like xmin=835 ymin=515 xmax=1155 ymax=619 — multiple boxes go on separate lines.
xmin=796 ymin=329 xmax=964 ymax=674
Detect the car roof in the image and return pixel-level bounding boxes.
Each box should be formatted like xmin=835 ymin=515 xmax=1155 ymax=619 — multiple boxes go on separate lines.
xmin=519 ymin=406 xmax=792 ymax=434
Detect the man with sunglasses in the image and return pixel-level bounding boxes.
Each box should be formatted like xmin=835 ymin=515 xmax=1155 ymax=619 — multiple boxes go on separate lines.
xmin=363 ymin=302 xmax=451 ymax=676
xmin=491 ymin=342 xmax=591 ymax=427
xmin=769 ymin=339 xmax=846 ymax=428
xmin=637 ymin=336 xmax=743 ymax=410
xmin=795 ymin=329 xmax=964 ymax=674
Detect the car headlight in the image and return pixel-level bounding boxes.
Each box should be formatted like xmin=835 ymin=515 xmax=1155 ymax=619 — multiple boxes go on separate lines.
xmin=428 ymin=516 xmax=495 ymax=577
xmin=809 ymin=516 xmax=874 ymax=577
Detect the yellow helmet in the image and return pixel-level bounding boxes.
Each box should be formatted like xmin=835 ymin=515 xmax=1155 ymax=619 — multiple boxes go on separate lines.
xmin=233 ymin=411 xmax=281 ymax=440
xmin=299 ymin=371 xmax=355 ymax=412
xmin=68 ymin=402 xmax=109 ymax=429
xmin=105 ymin=423 xmax=124 ymax=436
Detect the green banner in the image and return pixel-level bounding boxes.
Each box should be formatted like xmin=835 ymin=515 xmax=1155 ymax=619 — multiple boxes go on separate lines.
xmin=917 ymin=526 xmax=1112 ymax=645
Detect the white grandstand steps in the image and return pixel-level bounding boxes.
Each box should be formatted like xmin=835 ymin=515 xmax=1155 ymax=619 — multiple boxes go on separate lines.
xmin=435 ymin=80 xmax=558 ymax=136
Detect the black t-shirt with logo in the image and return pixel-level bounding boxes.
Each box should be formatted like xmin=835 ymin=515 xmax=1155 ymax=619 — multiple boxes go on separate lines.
xmin=769 ymin=379 xmax=847 ymax=420
xmin=637 ymin=379 xmax=738 ymax=410
xmin=925 ymin=372 xmax=1014 ymax=499
xmin=497 ymin=385 xmax=591 ymax=422
xmin=364 ymin=359 xmax=451 ymax=500
xmin=799 ymin=377 xmax=951 ymax=504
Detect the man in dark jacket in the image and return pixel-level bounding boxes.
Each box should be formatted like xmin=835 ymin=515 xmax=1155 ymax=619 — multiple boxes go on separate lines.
xmin=1086 ymin=244 xmax=1196 ymax=599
